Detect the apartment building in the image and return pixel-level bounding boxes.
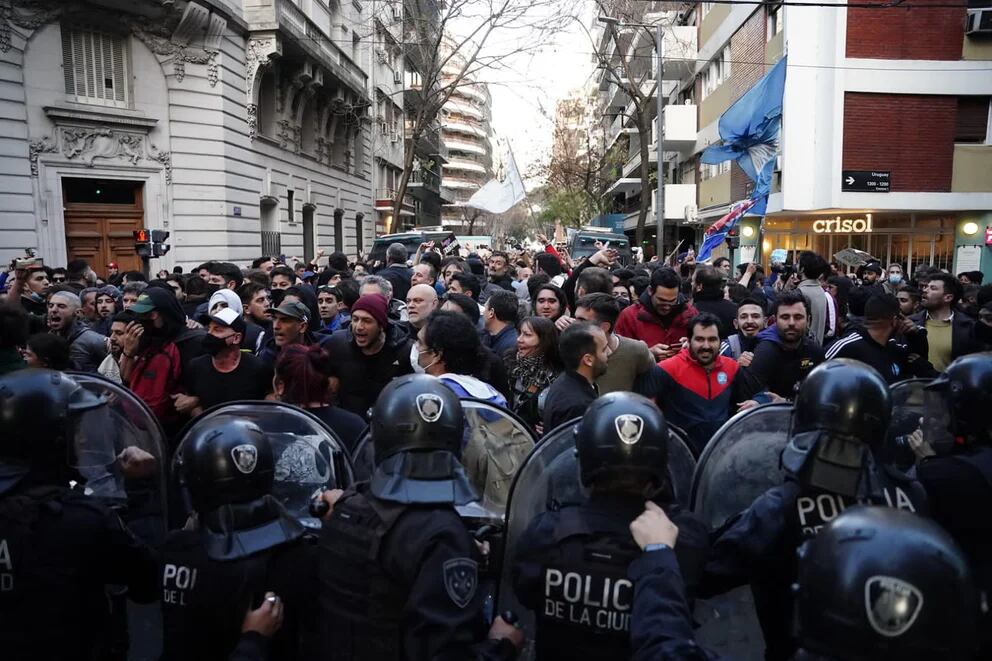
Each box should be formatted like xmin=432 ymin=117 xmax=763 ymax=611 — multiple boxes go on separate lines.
xmin=439 ymin=40 xmax=494 ymax=231
xmin=597 ymin=0 xmax=992 ymax=276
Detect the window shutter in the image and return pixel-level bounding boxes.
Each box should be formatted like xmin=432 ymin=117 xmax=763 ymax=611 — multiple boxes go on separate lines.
xmin=61 ymin=26 xmax=129 ymax=108
xmin=955 ymin=96 xmax=990 ymax=143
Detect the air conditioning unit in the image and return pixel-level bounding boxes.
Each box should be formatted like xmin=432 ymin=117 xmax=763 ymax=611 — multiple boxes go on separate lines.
xmin=391 ymin=132 xmax=400 ymax=144
xmin=392 ymin=5 xmax=402 ymax=19
xmin=966 ymin=8 xmax=992 ymax=34
xmin=393 ymin=70 xmax=403 ymax=84
xmin=380 ymin=121 xmax=389 ymax=134
xmin=376 ymin=48 xmax=388 ymax=63
xmin=684 ymin=204 xmax=698 ymax=224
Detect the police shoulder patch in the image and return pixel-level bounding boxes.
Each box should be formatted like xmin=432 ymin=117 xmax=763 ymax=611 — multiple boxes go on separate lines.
xmin=864 ymin=575 xmax=923 ymax=637
xmin=231 ymin=444 xmax=258 ymax=474
xmin=442 ymin=557 xmax=477 ymax=608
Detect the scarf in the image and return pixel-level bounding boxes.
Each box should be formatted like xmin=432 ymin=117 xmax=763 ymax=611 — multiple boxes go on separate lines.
xmin=507 ymin=353 xmax=557 ymax=392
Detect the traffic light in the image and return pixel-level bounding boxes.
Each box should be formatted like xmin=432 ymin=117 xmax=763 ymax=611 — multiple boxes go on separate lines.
xmin=725 ymin=226 xmax=740 ymax=250
xmin=133 ymin=229 xmax=152 ymax=258
xmin=151 ymin=230 xmax=171 ymax=256
xmin=133 ymin=229 xmax=171 ymax=259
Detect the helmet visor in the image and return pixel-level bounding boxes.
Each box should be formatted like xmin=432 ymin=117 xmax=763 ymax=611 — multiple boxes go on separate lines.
xmin=923 ymin=389 xmax=956 ymax=453
xmin=71 ymin=404 xmax=125 ymax=501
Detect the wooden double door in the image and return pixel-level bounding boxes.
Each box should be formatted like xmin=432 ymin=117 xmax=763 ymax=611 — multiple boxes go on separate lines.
xmin=62 ymin=178 xmax=145 ymax=279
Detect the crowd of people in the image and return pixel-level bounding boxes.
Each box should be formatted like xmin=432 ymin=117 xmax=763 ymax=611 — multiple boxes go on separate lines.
xmin=1 ymin=234 xmax=992 ymax=661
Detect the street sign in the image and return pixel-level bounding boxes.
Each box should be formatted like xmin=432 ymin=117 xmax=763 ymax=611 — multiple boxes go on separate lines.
xmin=842 ymin=170 xmax=890 ymax=192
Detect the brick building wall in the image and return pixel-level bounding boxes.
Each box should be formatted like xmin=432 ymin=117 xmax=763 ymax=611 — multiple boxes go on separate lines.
xmin=730 ymin=9 xmax=767 ymax=200
xmin=842 ymin=92 xmax=956 ymax=192
xmin=846 ymin=0 xmax=965 ymax=60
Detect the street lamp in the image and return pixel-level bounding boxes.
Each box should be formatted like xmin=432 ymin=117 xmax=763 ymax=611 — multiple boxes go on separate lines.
xmin=598 ymin=14 xmax=665 ymax=260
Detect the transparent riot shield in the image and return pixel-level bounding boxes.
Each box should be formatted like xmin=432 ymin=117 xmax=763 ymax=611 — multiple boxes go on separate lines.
xmin=921 ymin=384 xmax=957 ymax=455
xmin=67 ymin=371 xmax=169 ymax=542
xmin=495 ymin=417 xmax=697 ymax=643
xmin=67 ymin=372 xmax=171 ymax=661
xmin=173 ymin=401 xmax=355 ymax=531
xmin=887 ymin=378 xmax=934 ymax=468
xmin=689 ymin=402 xmax=793 ymax=661
xmin=351 ymin=398 xmax=537 ymax=516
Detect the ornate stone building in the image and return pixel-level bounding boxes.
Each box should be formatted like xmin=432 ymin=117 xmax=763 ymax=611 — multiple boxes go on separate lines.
xmin=0 ymin=0 xmax=393 ymax=274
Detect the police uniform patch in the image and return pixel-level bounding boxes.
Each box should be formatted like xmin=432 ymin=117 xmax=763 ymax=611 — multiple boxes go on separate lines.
xmin=615 ymin=414 xmax=644 ymax=445
xmin=231 ymin=444 xmax=258 ymax=474
xmin=442 ymin=558 xmax=477 ymax=608
xmin=416 ymin=393 xmax=444 ymax=423
xmin=864 ymin=575 xmax=923 ymax=637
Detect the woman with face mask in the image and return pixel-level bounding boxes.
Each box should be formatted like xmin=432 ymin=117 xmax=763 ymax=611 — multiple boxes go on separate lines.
xmin=503 ymin=316 xmax=562 ymax=434
xmin=272 ymin=343 xmax=366 ymax=454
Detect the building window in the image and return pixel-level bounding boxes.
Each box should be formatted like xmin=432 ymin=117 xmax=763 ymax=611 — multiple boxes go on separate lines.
xmin=701 ymin=46 xmax=731 ymax=99
xmin=767 ymin=3 xmax=783 ymax=41
xmin=955 ymin=96 xmax=991 ymax=144
xmin=287 ymin=189 xmax=295 ymax=224
xmin=700 ymin=161 xmax=730 ymax=181
xmin=61 ymin=26 xmax=129 ymax=108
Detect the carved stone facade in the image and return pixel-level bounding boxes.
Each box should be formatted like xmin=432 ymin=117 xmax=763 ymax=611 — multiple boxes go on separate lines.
xmin=0 ymin=0 xmax=379 ymax=269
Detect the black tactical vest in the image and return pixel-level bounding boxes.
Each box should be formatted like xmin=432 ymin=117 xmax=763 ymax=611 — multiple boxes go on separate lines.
xmin=318 ymin=485 xmax=408 ymax=661
xmin=530 ymin=506 xmax=642 ymax=661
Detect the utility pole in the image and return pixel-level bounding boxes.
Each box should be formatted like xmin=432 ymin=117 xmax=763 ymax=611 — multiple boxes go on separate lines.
xmin=655 ymin=22 xmax=665 ymax=261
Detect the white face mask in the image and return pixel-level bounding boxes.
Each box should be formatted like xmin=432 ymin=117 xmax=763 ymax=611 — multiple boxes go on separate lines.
xmin=411 ymin=343 xmax=424 ymax=373
xmin=410 ymin=343 xmax=438 ymax=374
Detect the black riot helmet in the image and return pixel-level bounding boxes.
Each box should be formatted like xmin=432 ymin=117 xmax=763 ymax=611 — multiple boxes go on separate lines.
xmin=370 ymin=374 xmax=464 ymax=465
xmin=179 ymin=418 xmax=275 ymax=513
xmin=796 ymin=506 xmax=978 ymax=660
xmin=925 ymin=352 xmax=992 ymax=444
xmin=575 ymin=392 xmax=668 ymax=489
xmin=0 ymin=369 xmax=105 ymax=493
xmin=792 ymin=359 xmax=892 ymax=446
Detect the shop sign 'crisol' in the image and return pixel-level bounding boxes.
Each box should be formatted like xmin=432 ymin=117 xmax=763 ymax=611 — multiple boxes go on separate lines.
xmin=812 ymin=214 xmax=873 ymax=234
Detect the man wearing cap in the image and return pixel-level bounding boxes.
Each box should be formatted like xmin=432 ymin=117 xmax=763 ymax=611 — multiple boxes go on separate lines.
xmin=120 ymin=288 xmax=186 ymax=426
xmin=106 ymin=261 xmax=122 ymax=286
xmin=256 ymin=300 xmax=330 ymax=366
xmin=173 ymin=307 xmax=272 ymax=417
xmin=324 ymin=294 xmax=414 ymax=418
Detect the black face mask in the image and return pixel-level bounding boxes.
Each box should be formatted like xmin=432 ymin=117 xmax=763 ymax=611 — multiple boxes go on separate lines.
xmin=202 ymin=333 xmax=234 ymax=356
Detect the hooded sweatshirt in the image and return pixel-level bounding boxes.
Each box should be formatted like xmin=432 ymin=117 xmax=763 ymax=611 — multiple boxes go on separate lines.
xmin=737 ymin=325 xmax=825 ymax=400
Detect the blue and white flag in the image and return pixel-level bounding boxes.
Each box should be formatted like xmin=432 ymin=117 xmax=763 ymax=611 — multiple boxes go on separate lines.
xmin=696 ymin=198 xmax=757 ymax=262
xmin=701 ymin=57 xmax=787 ymax=219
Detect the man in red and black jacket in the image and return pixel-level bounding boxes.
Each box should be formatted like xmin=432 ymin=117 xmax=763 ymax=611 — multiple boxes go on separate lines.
xmin=615 ymin=267 xmax=699 ymax=362
xmin=636 ymin=312 xmax=743 ymax=455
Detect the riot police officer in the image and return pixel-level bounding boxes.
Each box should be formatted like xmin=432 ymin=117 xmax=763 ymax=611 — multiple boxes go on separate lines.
xmin=699 ymin=359 xmax=928 ymax=661
xmin=910 ymin=352 xmax=992 ymax=653
xmin=161 ymin=418 xmax=318 ymax=660
xmin=0 ymin=369 xmax=159 ymax=660
xmin=510 ymin=392 xmax=708 ymax=660
xmin=627 ymin=505 xmax=979 ymax=660
xmin=316 ymin=374 xmax=522 ymax=660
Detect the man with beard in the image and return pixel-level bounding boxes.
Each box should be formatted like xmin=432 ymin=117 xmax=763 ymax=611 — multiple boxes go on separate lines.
xmin=615 ymin=268 xmax=698 ymax=362
xmin=404 ymin=283 xmax=439 ymax=335
xmin=638 ymin=313 xmax=741 ymax=455
xmin=94 ymin=287 xmax=119 ymax=325
xmin=738 ymin=291 xmax=825 ymax=401
xmin=720 ymin=297 xmax=767 ymax=366
xmin=323 ymin=294 xmax=413 ymax=418
xmin=487 ymin=251 xmax=515 ymax=291
xmin=98 ymin=310 xmax=136 ymax=384
xmin=46 ymin=291 xmax=108 ymax=372
xmin=8 ymin=262 xmax=50 ymax=331
xmin=541 ymin=322 xmax=608 ymax=432
xmin=257 ymin=300 xmax=327 ymax=366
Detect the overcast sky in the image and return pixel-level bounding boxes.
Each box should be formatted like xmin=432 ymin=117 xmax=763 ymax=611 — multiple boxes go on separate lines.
xmin=479 ymin=3 xmax=598 ymax=189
